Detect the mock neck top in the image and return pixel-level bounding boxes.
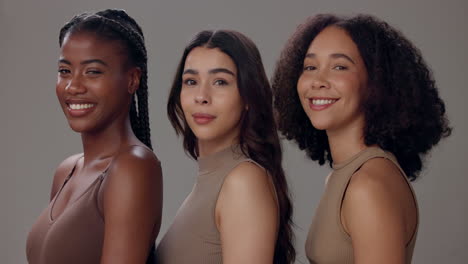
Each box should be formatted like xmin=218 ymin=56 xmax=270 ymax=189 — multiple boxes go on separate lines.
xmin=305 ymin=146 xmax=418 ymax=264
xmin=156 ymin=145 xmax=253 ymax=264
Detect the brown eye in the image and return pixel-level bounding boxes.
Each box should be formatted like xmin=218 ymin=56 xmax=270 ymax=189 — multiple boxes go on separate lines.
xmin=86 ymin=70 xmax=103 ymax=75
xmin=303 ymin=65 xmax=316 ymax=71
xmin=58 ymin=69 xmax=71 ymax=75
xmin=214 ymin=79 xmax=228 ymax=86
xmin=333 ymin=65 xmax=348 ymax=70
xmin=184 ymin=79 xmax=197 ymax=86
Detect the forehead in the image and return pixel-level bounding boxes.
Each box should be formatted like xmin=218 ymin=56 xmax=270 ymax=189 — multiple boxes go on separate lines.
xmin=184 ymin=47 xmax=237 ymax=73
xmin=60 ymin=32 xmax=127 ymax=61
xmin=307 ymin=26 xmax=360 ymax=57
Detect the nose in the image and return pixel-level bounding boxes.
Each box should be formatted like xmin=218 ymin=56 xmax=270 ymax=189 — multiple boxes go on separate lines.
xmin=194 ymin=84 xmax=210 ymax=105
xmin=65 ymin=75 xmax=86 ymax=95
xmin=311 ymin=71 xmax=330 ymax=89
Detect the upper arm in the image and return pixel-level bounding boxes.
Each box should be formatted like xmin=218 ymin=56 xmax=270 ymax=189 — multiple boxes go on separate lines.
xmin=50 ymin=154 xmax=82 ymax=201
xmin=216 ymin=161 xmax=278 ymax=264
xmin=100 ymin=146 xmax=163 ymax=264
xmin=342 ymin=159 xmax=412 ymax=264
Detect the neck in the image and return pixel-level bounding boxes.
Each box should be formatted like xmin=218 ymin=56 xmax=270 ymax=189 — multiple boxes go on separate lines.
xmin=198 ymin=137 xmax=239 ymax=158
xmin=326 ymin=121 xmax=367 ymax=164
xmin=81 ymin=116 xmax=137 ymax=167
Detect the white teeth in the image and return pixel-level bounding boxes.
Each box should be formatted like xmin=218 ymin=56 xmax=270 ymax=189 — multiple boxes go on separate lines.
xmin=311 ymin=99 xmax=337 ymax=105
xmin=69 ymin=103 xmax=95 ymax=110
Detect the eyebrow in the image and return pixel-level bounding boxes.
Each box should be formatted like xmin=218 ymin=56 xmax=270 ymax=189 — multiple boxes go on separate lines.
xmin=58 ymin=59 xmax=109 ymax=66
xmin=182 ymin=68 xmax=236 ymax=76
xmin=305 ymin=53 xmax=356 ymax=64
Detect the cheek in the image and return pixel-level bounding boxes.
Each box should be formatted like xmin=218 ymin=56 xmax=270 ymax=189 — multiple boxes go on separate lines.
xmin=55 ymin=79 xmax=66 ymax=101
xmin=334 ymin=75 xmax=361 ymax=95
xmin=179 ymin=89 xmax=191 ymax=113
xmin=297 ymin=76 xmax=310 ymax=109
xmin=225 ymin=90 xmax=243 ymax=113
xmin=297 ymin=74 xmax=307 ymax=95
xmin=227 ymin=101 xmax=244 ymax=121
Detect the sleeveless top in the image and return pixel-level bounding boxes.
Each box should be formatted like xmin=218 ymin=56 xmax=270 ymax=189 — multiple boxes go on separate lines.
xmin=156 ymin=145 xmax=259 ymax=264
xmin=26 ymin=156 xmax=107 ymax=264
xmin=26 ymin=154 xmax=157 ymax=264
xmin=305 ymin=146 xmax=418 ymax=264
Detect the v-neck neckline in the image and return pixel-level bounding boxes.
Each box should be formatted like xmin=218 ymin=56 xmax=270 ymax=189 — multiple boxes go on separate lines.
xmin=48 ymin=156 xmax=108 ymax=223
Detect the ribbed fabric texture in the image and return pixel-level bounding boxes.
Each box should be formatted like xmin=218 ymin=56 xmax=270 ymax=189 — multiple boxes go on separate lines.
xmin=305 ymin=146 xmax=418 ymax=264
xmin=156 ymin=145 xmax=252 ymax=264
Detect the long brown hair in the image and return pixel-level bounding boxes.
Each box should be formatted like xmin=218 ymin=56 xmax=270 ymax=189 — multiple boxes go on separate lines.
xmin=167 ymin=30 xmax=295 ymax=264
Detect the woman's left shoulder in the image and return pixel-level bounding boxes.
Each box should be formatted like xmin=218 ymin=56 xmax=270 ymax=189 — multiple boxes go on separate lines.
xmin=225 ymin=161 xmax=269 ymax=189
xmin=356 ymin=157 xmax=405 ymax=189
xmin=111 ymin=145 xmax=160 ymax=173
xmin=104 ymin=145 xmax=162 ymax=188
xmin=344 ymin=156 xmax=413 ymax=218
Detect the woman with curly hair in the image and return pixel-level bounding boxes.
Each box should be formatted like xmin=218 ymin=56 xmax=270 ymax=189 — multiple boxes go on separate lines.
xmin=157 ymin=30 xmax=294 ymax=264
xmin=272 ymin=14 xmax=451 ymax=264
xmin=26 ymin=9 xmax=162 ymax=264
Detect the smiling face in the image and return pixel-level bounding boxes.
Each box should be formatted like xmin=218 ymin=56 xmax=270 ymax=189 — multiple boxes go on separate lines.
xmin=56 ymin=32 xmax=138 ymax=133
xmin=297 ymin=26 xmax=368 ymax=134
xmin=180 ymin=47 xmax=244 ymax=152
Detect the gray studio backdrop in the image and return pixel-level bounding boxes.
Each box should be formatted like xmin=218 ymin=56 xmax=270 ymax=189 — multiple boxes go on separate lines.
xmin=1 ymin=0 xmax=467 ymax=263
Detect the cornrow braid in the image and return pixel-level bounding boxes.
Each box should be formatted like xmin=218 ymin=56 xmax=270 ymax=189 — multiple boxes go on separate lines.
xmin=59 ymin=9 xmax=153 ymax=150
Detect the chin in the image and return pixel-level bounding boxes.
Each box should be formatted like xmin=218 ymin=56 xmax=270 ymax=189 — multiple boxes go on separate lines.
xmin=67 ymin=120 xmax=98 ymax=134
xmin=306 ymin=114 xmax=326 ymax=130
xmin=309 ymin=119 xmax=331 ymax=131
xmin=193 ymin=132 xmax=218 ymax=143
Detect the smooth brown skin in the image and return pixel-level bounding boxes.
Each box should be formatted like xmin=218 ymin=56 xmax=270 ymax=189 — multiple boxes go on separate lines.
xmin=298 ymin=26 xmax=417 ymax=264
xmin=52 ymin=32 xmax=162 ymax=264
xmin=181 ymin=47 xmax=278 ymax=263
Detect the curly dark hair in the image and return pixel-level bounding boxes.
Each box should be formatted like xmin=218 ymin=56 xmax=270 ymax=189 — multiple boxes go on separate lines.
xmin=59 ymin=9 xmax=153 ymax=150
xmin=167 ymin=30 xmax=295 ymax=263
xmin=272 ymin=14 xmax=451 ymax=180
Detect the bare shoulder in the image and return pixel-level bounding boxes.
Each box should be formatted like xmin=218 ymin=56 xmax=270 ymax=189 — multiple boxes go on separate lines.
xmin=216 ymin=161 xmax=278 ymax=263
xmin=342 ymin=157 xmax=416 ymax=247
xmin=223 ymin=161 xmax=270 ymax=191
xmin=217 ymin=160 xmax=277 ymax=215
xmin=105 ymin=145 xmax=162 ymax=187
xmin=341 ymin=157 xmax=417 ymax=262
xmin=50 ymin=153 xmax=83 ymax=200
xmin=349 ymin=157 xmax=407 ymax=198
xmin=100 ymin=145 xmax=162 ymax=216
xmin=99 ymin=146 xmax=163 ymax=263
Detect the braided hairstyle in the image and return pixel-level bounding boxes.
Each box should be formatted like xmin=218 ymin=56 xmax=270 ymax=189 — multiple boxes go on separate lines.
xmin=59 ymin=9 xmax=152 ymax=149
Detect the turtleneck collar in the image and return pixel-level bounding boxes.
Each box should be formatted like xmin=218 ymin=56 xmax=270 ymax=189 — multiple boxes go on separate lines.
xmin=198 ymin=144 xmax=244 ymax=175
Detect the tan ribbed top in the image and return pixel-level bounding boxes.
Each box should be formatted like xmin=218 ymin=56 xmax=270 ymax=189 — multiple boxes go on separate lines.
xmin=26 ymin=157 xmax=106 ymax=264
xmin=156 ymin=145 xmax=253 ymax=264
xmin=305 ymin=146 xmax=418 ymax=264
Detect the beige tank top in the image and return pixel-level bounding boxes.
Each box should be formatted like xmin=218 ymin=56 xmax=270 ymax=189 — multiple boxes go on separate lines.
xmin=26 ymin=155 xmax=156 ymax=264
xmin=156 ymin=145 xmax=255 ymax=263
xmin=26 ymin=156 xmax=107 ymax=264
xmin=305 ymin=146 xmax=418 ymax=264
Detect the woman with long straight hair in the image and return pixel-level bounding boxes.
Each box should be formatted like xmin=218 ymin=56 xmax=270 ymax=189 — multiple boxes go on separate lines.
xmin=157 ymin=30 xmax=295 ymax=264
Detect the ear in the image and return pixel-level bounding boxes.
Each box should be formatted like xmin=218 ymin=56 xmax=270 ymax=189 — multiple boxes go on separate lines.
xmin=127 ymin=67 xmax=142 ymax=94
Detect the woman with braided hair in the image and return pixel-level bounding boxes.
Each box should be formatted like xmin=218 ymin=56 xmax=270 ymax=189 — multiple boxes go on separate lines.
xmin=26 ymin=9 xmax=162 ymax=264
xmin=272 ymin=14 xmax=451 ymax=263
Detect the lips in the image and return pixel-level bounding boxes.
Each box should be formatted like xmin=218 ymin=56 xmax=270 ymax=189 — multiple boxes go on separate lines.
xmin=308 ymin=97 xmax=338 ymax=111
xmin=65 ymin=99 xmax=97 ymax=117
xmin=192 ymin=113 xmax=216 ymax=125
